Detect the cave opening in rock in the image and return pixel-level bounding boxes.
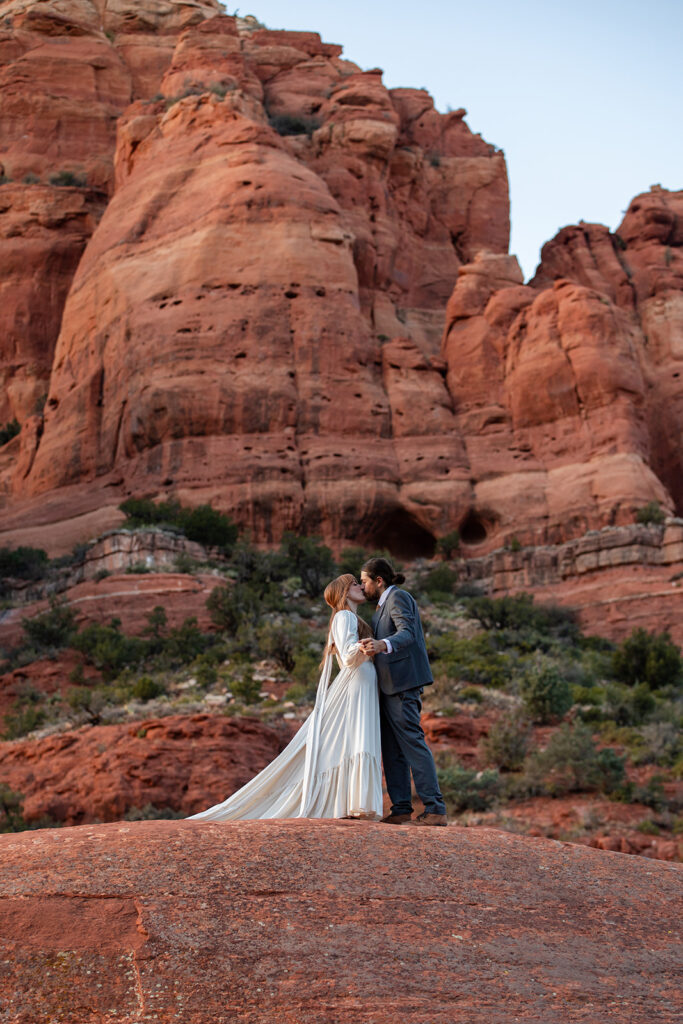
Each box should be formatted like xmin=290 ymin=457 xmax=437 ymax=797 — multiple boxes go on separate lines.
xmin=459 ymin=511 xmax=489 ymax=546
xmin=365 ymin=508 xmax=436 ymax=560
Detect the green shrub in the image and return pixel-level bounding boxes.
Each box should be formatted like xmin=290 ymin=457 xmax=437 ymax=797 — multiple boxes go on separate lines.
xmin=522 ymin=722 xmax=625 ymax=796
xmin=0 ymin=419 xmax=20 ymax=446
xmin=131 ymin=675 xmax=165 ymax=701
xmin=284 ymin=682 xmax=310 ymax=703
xmin=479 ymin=710 xmax=532 ymax=771
xmin=418 ymin=564 xmax=459 ymax=602
xmin=158 ymin=617 xmax=208 ymax=667
xmin=49 ymin=170 xmax=86 ymax=188
xmin=602 ymin=681 xmax=656 ymax=726
xmin=194 ymin=658 xmax=218 ymax=689
xmin=21 ymin=597 xmax=77 ymax=652
xmin=290 ymin=651 xmax=320 ymax=695
xmin=436 ymin=530 xmax=460 ymax=560
xmin=119 ymin=498 xmax=237 ymax=552
xmin=336 ymin=546 xmax=371 ymax=578
xmin=73 ymin=618 xmax=145 ymax=681
xmin=2 ymin=701 xmax=46 ymax=739
xmin=436 ymin=754 xmax=502 ymax=812
xmin=66 ymin=685 xmax=109 ymax=722
xmin=0 ymin=546 xmax=49 ymax=595
xmin=231 ymin=670 xmax=262 ymax=704
xmin=519 ymin=655 xmax=572 ymax=723
xmin=635 ymin=501 xmax=665 ymax=525
xmin=430 ymin=632 xmax=519 ymax=690
xmin=466 ymin=593 xmax=579 ymax=645
xmin=256 ymin=620 xmax=307 ymax=672
xmin=180 ymin=504 xmax=238 ymax=549
xmin=612 ymin=628 xmax=682 ymax=690
xmin=0 ymin=785 xmax=25 ymax=832
xmin=636 ymin=818 xmax=660 ymax=835
xmin=278 ymin=532 xmax=336 ymax=597
xmin=268 ymin=113 xmax=321 ymax=137
xmin=458 ymin=685 xmax=484 ymax=703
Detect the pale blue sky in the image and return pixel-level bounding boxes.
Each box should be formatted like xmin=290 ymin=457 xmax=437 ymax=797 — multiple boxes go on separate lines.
xmin=238 ymin=1 xmax=682 ymax=279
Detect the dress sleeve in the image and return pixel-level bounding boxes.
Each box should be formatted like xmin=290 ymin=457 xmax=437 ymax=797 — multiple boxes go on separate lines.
xmin=332 ymin=610 xmax=367 ymax=669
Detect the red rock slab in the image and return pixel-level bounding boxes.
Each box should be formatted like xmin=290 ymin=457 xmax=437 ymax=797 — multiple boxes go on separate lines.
xmin=0 ymin=712 xmax=292 ymax=825
xmin=0 ymin=819 xmax=681 ymax=1023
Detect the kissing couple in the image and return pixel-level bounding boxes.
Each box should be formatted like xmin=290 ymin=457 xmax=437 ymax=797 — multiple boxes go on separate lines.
xmin=190 ymin=557 xmax=447 ymax=826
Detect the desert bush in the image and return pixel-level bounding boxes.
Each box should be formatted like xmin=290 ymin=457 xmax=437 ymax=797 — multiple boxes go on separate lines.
xmin=180 ymin=504 xmax=238 ymax=549
xmin=418 ymin=564 xmax=459 ymax=602
xmin=479 ymin=710 xmax=532 ymax=771
xmin=0 ymin=545 xmax=49 ymax=595
xmin=429 ymin=633 xmax=519 ymax=690
xmin=519 ymin=655 xmax=572 ymax=723
xmin=522 ymin=722 xmax=625 ymax=797
xmin=256 ymin=620 xmax=307 ymax=672
xmin=66 ymin=685 xmax=110 ymax=722
xmin=336 ymin=546 xmax=371 ymax=578
xmin=0 ymin=785 xmax=25 ymax=831
xmin=435 ymin=754 xmax=502 ymax=812
xmin=119 ymin=498 xmax=237 ymax=552
xmin=278 ymin=532 xmax=336 ymax=597
xmin=156 ymin=617 xmax=207 ymax=667
xmin=635 ymin=501 xmax=665 ymax=525
xmin=0 ymin=419 xmax=20 ymax=446
xmin=207 ymin=579 xmax=282 ymax=633
xmin=49 ymin=170 xmax=86 ymax=187
xmin=601 ymin=681 xmax=656 ymax=726
xmin=436 ymin=530 xmax=461 ymax=560
xmin=268 ymin=113 xmax=321 ymax=137
xmin=629 ymin=721 xmax=682 ymax=767
xmin=612 ymin=628 xmax=682 ymax=690
xmin=131 ymin=675 xmax=166 ymax=701
xmin=458 ymin=685 xmax=484 ymax=703
xmin=2 ymin=700 xmax=46 ymax=739
xmin=466 ymin=593 xmax=579 ymax=646
xmin=230 ymin=670 xmax=262 ymax=704
xmin=290 ymin=651 xmax=320 ymax=695
xmin=21 ymin=597 xmax=77 ymax=652
xmin=73 ymin=618 xmax=145 ymax=681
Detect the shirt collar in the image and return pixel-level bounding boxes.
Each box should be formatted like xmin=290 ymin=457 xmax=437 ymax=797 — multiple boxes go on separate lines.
xmin=377 ymin=584 xmax=395 ymax=609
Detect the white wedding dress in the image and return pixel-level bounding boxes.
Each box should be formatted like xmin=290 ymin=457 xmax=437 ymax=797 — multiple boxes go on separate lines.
xmin=189 ymin=610 xmax=383 ymax=820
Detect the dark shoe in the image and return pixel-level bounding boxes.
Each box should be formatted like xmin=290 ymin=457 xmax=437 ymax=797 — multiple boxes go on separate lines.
xmin=411 ymin=811 xmax=447 ymax=827
xmin=380 ymin=813 xmax=413 ymax=825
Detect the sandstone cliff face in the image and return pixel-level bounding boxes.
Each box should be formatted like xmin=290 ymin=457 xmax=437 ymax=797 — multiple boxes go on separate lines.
xmin=1 ymin=1 xmax=509 ymax=555
xmin=1 ymin=819 xmax=681 ymax=1023
xmin=0 ymin=1 xmax=681 ymax=563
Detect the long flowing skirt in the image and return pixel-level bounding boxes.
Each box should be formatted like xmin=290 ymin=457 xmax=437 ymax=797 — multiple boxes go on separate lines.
xmin=189 ymin=659 xmax=382 ymax=820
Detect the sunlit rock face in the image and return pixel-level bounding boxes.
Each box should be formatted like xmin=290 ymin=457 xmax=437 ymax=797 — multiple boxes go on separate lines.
xmin=0 ymin=2 xmax=681 ymax=558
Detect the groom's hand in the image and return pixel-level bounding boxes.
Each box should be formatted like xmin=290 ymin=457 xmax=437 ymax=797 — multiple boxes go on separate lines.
xmin=360 ymin=638 xmax=388 ymax=655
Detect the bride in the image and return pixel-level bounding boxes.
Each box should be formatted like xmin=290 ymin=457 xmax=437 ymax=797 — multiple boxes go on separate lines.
xmin=189 ymin=574 xmax=383 ymax=821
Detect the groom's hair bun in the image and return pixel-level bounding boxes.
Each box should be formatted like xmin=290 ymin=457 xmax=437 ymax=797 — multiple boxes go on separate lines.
xmin=361 ymin=557 xmax=404 ymax=587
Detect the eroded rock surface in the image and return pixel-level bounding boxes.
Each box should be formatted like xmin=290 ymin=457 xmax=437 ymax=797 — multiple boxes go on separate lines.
xmin=0 ymin=818 xmax=680 ymax=1023
xmin=0 ymin=712 xmax=291 ymax=824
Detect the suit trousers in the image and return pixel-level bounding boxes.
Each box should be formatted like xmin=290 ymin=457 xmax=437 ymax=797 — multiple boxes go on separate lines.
xmin=379 ymin=686 xmax=446 ymax=816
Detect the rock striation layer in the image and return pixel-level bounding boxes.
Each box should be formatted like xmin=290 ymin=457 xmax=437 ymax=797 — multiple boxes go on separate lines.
xmin=0 ymin=818 xmax=681 ymax=1023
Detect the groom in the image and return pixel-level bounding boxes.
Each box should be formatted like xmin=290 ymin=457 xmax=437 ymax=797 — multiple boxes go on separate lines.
xmin=359 ymin=557 xmax=447 ymax=826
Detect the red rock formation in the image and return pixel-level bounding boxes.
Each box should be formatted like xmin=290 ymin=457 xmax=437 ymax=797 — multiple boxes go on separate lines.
xmin=1 ymin=818 xmax=681 ymax=1022
xmin=0 ymin=2 xmax=680 ymax=584
xmin=0 ymin=712 xmax=291 ymax=824
xmin=0 ymin=3 xmax=508 ymax=557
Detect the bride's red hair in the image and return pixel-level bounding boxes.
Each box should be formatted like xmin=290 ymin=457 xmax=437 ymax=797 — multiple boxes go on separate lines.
xmin=321 ymin=573 xmax=372 ymax=665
